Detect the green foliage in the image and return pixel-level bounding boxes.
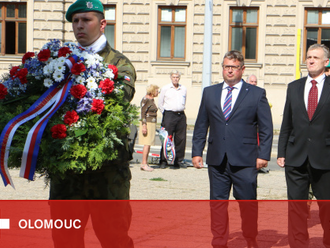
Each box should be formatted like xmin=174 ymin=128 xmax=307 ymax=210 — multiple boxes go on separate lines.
xmin=150 ymin=177 xmax=168 ymax=181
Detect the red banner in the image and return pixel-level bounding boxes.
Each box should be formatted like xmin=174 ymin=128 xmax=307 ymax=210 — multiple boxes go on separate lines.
xmin=0 ymin=200 xmax=325 ymax=247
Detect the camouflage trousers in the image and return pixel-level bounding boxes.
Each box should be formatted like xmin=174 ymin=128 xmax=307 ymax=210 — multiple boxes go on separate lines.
xmin=49 ymin=162 xmax=134 ymax=248
xmin=49 ymin=162 xmax=131 ymax=200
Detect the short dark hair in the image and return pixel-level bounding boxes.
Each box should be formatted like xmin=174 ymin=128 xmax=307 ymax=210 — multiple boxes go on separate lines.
xmin=222 ymin=50 xmax=245 ymax=67
xmin=95 ymin=11 xmax=105 ymax=21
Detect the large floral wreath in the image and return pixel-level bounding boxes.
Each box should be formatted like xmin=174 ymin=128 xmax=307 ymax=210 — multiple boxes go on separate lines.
xmin=0 ymin=39 xmax=138 ymax=187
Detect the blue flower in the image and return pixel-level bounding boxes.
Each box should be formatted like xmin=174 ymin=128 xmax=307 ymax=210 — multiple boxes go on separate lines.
xmin=76 ymin=91 xmax=93 ymax=114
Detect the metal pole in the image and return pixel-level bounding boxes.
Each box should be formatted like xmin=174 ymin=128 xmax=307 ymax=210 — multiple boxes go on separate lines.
xmin=201 ymin=0 xmax=213 ymax=92
xmin=295 ymin=29 xmax=301 ymax=79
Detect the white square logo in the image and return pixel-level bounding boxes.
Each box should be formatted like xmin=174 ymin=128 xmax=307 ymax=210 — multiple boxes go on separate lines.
xmin=0 ymin=219 xmax=10 ymax=229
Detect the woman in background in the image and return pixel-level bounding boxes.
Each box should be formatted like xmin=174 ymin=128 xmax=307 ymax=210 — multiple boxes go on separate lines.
xmin=139 ymin=84 xmax=159 ymax=171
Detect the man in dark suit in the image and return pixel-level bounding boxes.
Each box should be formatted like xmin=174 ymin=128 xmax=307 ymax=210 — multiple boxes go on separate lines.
xmin=192 ymin=50 xmax=273 ymax=248
xmin=277 ymin=43 xmax=330 ymax=248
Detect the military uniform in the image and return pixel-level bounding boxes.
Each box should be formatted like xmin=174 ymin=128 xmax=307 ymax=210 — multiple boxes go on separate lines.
xmin=50 ymin=4 xmax=136 ymax=246
xmin=49 ymin=1 xmax=136 ymax=247
xmin=99 ymin=42 xmax=136 ymax=102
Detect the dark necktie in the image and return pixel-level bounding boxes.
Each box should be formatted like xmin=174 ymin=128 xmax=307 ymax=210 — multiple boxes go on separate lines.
xmin=223 ymin=86 xmax=234 ymax=120
xmin=307 ymin=80 xmax=318 ymax=121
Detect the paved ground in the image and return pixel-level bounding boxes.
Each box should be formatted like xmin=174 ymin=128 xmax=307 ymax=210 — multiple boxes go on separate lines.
xmin=0 ymin=161 xmax=287 ymax=200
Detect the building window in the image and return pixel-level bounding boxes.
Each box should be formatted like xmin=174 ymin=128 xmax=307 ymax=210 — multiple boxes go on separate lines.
xmin=104 ymin=5 xmax=115 ymax=48
xmin=304 ymin=8 xmax=330 ymax=59
xmin=0 ymin=2 xmax=27 ymax=55
xmin=229 ymin=7 xmax=259 ymax=61
xmin=157 ymin=6 xmax=186 ymax=60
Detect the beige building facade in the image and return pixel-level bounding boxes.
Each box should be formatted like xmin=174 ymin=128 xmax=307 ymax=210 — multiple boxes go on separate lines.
xmin=1 ymin=0 xmax=330 ymax=128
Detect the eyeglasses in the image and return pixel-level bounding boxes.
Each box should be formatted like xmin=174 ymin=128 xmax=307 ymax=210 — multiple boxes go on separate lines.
xmin=222 ymin=65 xmax=241 ymax=71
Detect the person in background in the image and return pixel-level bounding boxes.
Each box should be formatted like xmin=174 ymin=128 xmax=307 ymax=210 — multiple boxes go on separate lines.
xmin=246 ymin=74 xmax=270 ymax=174
xmin=325 ymin=63 xmax=330 ymax=76
xmin=139 ymin=84 xmax=159 ymax=171
xmin=158 ymin=70 xmax=187 ymax=169
xmin=246 ymin=74 xmax=258 ymax=86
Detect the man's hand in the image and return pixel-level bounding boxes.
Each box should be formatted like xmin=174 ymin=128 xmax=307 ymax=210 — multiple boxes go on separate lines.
xmin=256 ymin=158 xmax=268 ymax=169
xmin=277 ymin=157 xmax=285 ymax=168
xmin=192 ymin=156 xmax=204 ymax=169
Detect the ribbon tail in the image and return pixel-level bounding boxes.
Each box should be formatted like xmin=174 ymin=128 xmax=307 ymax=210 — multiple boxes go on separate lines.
xmin=20 ymin=79 xmax=73 ymax=180
xmin=0 ymin=83 xmax=62 ymax=187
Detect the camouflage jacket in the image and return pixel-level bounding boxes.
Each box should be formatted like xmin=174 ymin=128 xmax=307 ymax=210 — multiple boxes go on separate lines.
xmin=98 ymin=42 xmax=136 ymax=102
xmin=98 ymin=42 xmax=137 ymax=163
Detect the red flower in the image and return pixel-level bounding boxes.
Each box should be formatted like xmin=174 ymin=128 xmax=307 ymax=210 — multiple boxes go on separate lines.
xmin=108 ymin=65 xmax=118 ymax=79
xmin=71 ymin=63 xmax=86 ymax=75
xmin=58 ymin=47 xmax=72 ymax=57
xmin=99 ymin=78 xmax=115 ymax=94
xmin=38 ymin=49 xmax=51 ymax=62
xmin=10 ymin=66 xmax=20 ymax=78
xmin=0 ymin=84 xmax=8 ymax=99
xmin=64 ymin=110 xmax=79 ymax=126
xmin=91 ymin=99 xmax=104 ymax=115
xmin=51 ymin=124 xmax=67 ymax=139
xmin=70 ymin=84 xmax=87 ymax=99
xmin=16 ymin=68 xmax=28 ymax=84
xmin=22 ymin=52 xmax=35 ymax=64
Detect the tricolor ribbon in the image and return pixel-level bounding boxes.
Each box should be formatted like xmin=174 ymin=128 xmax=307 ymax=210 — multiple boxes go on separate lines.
xmin=0 ymin=55 xmax=79 ymax=187
xmin=20 ymin=78 xmax=72 ymax=181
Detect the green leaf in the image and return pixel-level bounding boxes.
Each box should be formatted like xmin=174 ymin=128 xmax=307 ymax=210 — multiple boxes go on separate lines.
xmin=74 ymin=128 xmax=88 ymax=137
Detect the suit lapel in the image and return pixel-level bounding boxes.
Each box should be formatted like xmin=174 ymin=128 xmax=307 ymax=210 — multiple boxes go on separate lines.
xmin=228 ymin=81 xmax=249 ymax=119
xmin=216 ymin=83 xmax=225 ymax=120
xmin=313 ymin=76 xmax=330 ymax=119
xmin=297 ymin=78 xmax=309 ymax=120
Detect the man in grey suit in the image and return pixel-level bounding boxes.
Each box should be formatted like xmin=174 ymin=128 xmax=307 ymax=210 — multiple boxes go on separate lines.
xmin=192 ymin=50 xmax=273 ymax=248
xmin=277 ymin=43 xmax=330 ymax=248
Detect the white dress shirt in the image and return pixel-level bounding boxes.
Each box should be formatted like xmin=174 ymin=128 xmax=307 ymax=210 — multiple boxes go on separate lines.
xmin=158 ymin=83 xmax=187 ymax=113
xmin=304 ymin=74 xmax=325 ymax=109
xmin=221 ymin=80 xmax=243 ymax=111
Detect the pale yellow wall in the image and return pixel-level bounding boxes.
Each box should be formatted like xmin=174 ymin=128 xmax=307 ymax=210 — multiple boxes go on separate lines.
xmin=2 ymin=0 xmax=330 ymax=128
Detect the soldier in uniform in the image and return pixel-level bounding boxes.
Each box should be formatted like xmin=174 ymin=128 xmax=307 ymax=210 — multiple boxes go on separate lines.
xmin=49 ymin=0 xmax=136 ymax=247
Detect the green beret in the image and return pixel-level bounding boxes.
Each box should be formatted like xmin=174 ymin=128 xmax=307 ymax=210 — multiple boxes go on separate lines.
xmin=66 ymin=0 xmax=104 ymax=22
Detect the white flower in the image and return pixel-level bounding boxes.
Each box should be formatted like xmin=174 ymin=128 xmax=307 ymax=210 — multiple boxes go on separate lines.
xmin=86 ymin=77 xmax=95 ymax=84
xmin=57 ymin=57 xmax=66 ymax=64
xmin=43 ymin=64 xmax=53 ymax=76
xmin=54 ymin=63 xmax=66 ymax=73
xmin=104 ymin=70 xmax=115 ymax=79
xmin=46 ymin=58 xmax=54 ymax=65
xmin=72 ymin=48 xmax=82 ymax=57
xmin=86 ymin=77 xmax=98 ymax=90
xmin=85 ymin=57 xmax=96 ymax=68
xmin=53 ymin=70 xmax=64 ymax=82
xmin=44 ymin=78 xmax=53 ymax=87
xmin=94 ymin=53 xmax=103 ymax=62
xmin=76 ymin=76 xmax=85 ymax=84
